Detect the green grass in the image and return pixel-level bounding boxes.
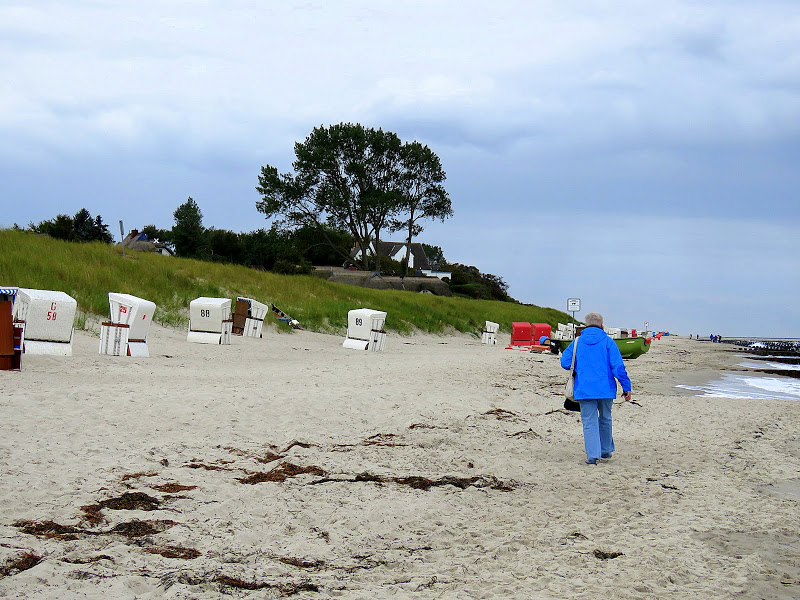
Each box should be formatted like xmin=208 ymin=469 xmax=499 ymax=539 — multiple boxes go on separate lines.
xmin=0 ymin=229 xmax=575 ymax=336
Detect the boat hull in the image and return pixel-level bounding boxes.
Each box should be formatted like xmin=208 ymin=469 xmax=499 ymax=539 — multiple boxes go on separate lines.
xmin=613 ymin=336 xmax=651 ymax=359
xmin=554 ymin=336 xmax=651 ymax=359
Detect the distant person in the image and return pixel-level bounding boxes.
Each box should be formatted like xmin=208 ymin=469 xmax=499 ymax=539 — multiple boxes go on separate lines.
xmin=560 ymin=312 xmax=632 ymax=465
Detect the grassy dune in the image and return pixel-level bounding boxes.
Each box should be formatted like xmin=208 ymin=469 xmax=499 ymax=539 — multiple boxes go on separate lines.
xmin=0 ymin=229 xmax=573 ymax=336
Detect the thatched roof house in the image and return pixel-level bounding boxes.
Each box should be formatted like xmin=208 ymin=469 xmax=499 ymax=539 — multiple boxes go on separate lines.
xmin=121 ymin=230 xmax=173 ymax=256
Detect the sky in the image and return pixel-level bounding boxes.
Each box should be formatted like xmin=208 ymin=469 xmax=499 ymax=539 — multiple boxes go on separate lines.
xmin=1 ymin=1 xmax=798 ymax=338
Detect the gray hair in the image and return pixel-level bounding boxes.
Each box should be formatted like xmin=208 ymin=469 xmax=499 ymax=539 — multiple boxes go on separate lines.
xmin=584 ymin=312 xmax=604 ymax=327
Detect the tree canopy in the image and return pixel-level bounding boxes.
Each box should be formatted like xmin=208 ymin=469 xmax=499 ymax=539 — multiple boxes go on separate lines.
xmin=255 ymin=123 xmax=452 ymax=271
xmin=390 ymin=142 xmax=452 ymax=277
xmin=28 ymin=208 xmax=112 ymax=243
xmin=171 ymin=197 xmax=207 ymax=259
xmin=446 ymin=263 xmax=513 ymax=302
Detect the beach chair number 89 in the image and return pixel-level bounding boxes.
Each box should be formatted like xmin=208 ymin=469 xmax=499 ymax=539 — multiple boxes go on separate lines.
xmin=200 ymin=309 xmax=210 ymax=317
xmin=355 ymin=318 xmax=363 ymax=326
xmin=47 ymin=302 xmax=57 ymax=321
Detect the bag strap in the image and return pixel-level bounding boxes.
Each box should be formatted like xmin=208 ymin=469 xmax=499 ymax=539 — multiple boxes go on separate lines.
xmin=569 ymin=335 xmax=578 ymax=375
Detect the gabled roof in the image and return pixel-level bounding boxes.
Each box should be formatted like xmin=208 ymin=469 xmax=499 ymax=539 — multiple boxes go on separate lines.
xmin=351 ymin=241 xmax=431 ymax=270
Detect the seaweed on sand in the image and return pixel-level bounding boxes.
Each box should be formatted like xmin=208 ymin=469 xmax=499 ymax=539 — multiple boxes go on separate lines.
xmin=238 ymin=462 xmax=326 ymax=484
xmin=98 ymin=492 xmax=161 ymax=511
xmin=108 ymin=519 xmax=176 ymax=537
xmin=183 ymin=461 xmax=233 ymax=471
xmin=13 ymin=520 xmax=83 ymax=540
xmin=61 ymin=555 xmax=114 ymax=564
xmin=80 ymin=492 xmax=162 ymax=525
xmin=215 ymin=575 xmax=320 ymax=595
xmin=278 ymin=556 xmax=325 ymax=569
xmin=311 ymin=472 xmax=517 ymax=492
xmin=150 ymin=482 xmax=198 ymax=493
xmin=120 ymin=472 xmax=158 ymax=482
xmin=14 ymin=518 xmax=175 ymax=539
xmin=593 ymin=549 xmax=624 ymax=560
xmin=0 ymin=552 xmax=41 ymax=577
xmin=144 ymin=545 xmax=201 ymax=559
xmin=80 ymin=504 xmax=105 ymax=526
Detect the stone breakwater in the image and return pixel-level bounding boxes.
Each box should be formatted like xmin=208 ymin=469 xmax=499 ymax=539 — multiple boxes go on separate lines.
xmin=723 ymin=338 xmax=800 ymax=357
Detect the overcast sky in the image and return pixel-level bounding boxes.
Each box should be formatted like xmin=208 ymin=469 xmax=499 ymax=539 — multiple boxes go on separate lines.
xmin=2 ymin=1 xmax=798 ymax=337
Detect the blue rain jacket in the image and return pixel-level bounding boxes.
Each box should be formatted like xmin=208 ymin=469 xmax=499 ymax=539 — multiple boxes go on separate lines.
xmin=560 ymin=326 xmax=631 ymax=400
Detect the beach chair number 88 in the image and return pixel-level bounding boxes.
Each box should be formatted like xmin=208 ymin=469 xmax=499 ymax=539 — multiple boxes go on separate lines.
xmin=355 ymin=318 xmax=363 ymax=326
xmin=200 ymin=309 xmax=210 ymax=317
xmin=47 ymin=302 xmax=57 ymax=321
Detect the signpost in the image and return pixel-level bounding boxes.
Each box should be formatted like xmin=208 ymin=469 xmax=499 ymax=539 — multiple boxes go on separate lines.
xmin=567 ymin=298 xmax=580 ymax=322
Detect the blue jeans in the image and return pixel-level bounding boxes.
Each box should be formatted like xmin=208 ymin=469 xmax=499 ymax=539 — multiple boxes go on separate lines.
xmin=579 ymin=398 xmax=615 ymax=460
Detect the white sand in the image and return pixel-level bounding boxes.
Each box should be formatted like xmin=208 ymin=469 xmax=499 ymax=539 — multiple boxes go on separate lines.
xmin=1 ymin=327 xmax=799 ymax=599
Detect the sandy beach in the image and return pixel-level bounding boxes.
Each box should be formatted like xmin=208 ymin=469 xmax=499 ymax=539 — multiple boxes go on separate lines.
xmin=1 ymin=326 xmax=799 ymax=599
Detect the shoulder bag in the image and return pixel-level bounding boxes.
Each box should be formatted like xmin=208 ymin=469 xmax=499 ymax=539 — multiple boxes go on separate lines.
xmin=563 ymin=337 xmax=581 ymax=411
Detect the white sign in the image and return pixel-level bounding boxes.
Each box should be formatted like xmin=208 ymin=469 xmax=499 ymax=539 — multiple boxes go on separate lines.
xmin=567 ymin=298 xmax=581 ymax=312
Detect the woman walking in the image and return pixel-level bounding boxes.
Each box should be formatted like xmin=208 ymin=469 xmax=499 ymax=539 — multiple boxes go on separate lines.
xmin=560 ymin=312 xmax=632 ymax=464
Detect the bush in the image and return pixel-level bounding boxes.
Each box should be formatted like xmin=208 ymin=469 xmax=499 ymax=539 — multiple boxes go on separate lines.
xmin=445 ymin=263 xmax=513 ymax=302
xmin=272 ymin=259 xmax=313 ymax=275
xmin=451 ymin=283 xmax=493 ymax=300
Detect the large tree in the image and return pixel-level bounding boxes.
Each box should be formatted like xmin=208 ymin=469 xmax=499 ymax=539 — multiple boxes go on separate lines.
xmin=390 ymin=141 xmax=452 ymax=277
xmin=256 ymin=123 xmax=450 ymax=272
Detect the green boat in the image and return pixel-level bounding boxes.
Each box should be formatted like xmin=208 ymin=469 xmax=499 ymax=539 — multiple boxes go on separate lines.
xmin=553 ymin=336 xmax=651 ymax=359
xmin=613 ymin=336 xmax=651 ymax=359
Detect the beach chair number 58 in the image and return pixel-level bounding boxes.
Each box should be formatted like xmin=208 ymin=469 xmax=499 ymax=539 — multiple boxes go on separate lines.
xmin=355 ymin=318 xmax=363 ymax=326
xmin=47 ymin=301 xmax=57 ymax=321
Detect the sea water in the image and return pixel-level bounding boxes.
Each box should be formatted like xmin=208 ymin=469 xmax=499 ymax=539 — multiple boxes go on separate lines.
xmin=738 ymin=359 xmax=800 ymax=372
xmin=676 ymin=340 xmax=800 ymax=401
xmin=677 ymin=374 xmax=800 ymax=401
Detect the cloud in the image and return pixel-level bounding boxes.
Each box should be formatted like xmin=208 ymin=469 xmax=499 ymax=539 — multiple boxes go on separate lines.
xmin=2 ymin=0 xmax=798 ymax=179
xmin=1 ymin=1 xmax=798 ymax=335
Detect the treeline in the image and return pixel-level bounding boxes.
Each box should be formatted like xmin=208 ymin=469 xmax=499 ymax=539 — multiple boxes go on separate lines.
xmin=22 ymin=208 xmax=113 ymax=244
xmin=147 ymin=223 xmax=354 ymax=275
xmin=20 ymin=199 xmax=515 ymax=302
xmin=144 ymin=197 xmax=354 ymax=274
xmin=20 ymin=200 xmax=350 ymax=275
